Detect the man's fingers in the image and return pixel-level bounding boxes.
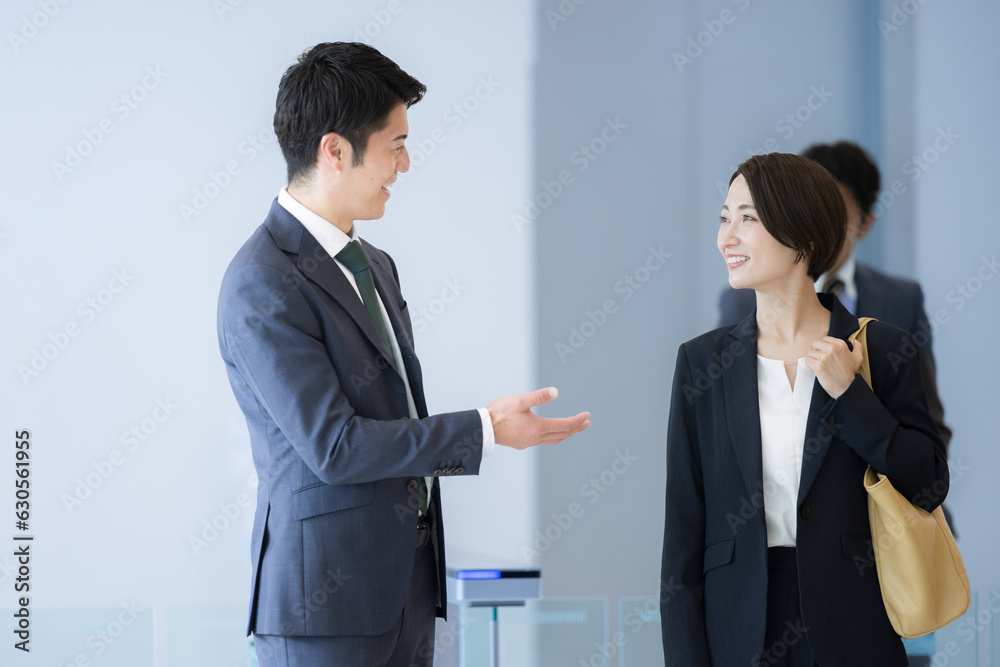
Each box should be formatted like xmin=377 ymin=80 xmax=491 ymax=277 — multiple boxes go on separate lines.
xmin=533 ymin=412 xmax=591 ymax=434
xmin=521 ymin=386 xmax=559 ymax=410
xmin=536 ymin=420 xmax=592 ymax=445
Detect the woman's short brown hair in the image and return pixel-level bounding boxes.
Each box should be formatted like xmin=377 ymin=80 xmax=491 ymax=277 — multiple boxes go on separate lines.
xmin=730 ymin=153 xmax=846 ymax=280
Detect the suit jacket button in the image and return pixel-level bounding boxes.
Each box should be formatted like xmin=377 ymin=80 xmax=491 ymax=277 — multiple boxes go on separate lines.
xmin=376 ymin=356 xmax=390 ymax=369
xmin=455 ymin=466 xmax=465 ymax=474
xmin=400 ymin=416 xmax=409 ymax=420
xmin=433 ymin=469 xmax=443 ymax=476
xmin=801 ymin=505 xmax=811 ymax=519
xmin=407 ymin=479 xmax=419 ymax=493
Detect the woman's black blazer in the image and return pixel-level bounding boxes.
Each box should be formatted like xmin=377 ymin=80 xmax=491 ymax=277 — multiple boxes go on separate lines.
xmin=660 ymin=293 xmax=948 ymax=666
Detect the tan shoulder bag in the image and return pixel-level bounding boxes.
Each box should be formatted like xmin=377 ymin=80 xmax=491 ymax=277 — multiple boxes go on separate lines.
xmin=850 ymin=317 xmax=970 ymax=638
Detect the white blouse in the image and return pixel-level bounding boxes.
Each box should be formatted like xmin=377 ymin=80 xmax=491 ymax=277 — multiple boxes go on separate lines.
xmin=757 ymin=356 xmax=816 ymax=547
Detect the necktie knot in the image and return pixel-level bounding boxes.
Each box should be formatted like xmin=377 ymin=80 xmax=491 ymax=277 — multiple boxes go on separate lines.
xmin=335 ymin=240 xmax=371 ymax=274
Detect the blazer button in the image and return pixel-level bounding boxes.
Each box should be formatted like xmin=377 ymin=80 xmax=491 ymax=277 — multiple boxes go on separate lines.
xmin=433 ymin=469 xmax=443 ymax=476
xmin=376 ymin=356 xmax=391 ymax=369
xmin=455 ymin=466 xmax=465 ymax=474
xmin=400 ymin=416 xmax=409 ymax=420
xmin=407 ymin=479 xmax=418 ymax=493
xmin=800 ymin=505 xmax=811 ymax=520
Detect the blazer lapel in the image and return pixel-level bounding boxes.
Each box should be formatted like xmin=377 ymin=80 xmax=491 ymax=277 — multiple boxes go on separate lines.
xmin=366 ymin=252 xmax=429 ymax=414
xmin=797 ymin=293 xmax=861 ymax=503
xmin=365 ymin=247 xmax=416 ymax=360
xmin=723 ymin=312 xmax=766 ymax=517
xmin=263 ymin=200 xmax=397 ymax=366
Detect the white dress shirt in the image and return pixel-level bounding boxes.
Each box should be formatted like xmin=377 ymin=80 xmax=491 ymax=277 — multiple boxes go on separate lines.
xmin=276 ymin=188 xmax=495 ymax=505
xmin=757 ymin=355 xmax=816 ymax=547
xmin=815 ymin=253 xmax=858 ymax=314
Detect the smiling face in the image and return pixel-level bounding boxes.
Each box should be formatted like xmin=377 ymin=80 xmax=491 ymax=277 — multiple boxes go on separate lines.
xmin=718 ymin=174 xmax=805 ymax=292
xmin=337 ymin=103 xmax=410 ymax=222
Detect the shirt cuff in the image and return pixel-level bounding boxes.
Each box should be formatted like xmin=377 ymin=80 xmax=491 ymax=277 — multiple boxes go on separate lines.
xmin=477 ymin=407 xmax=495 ymax=458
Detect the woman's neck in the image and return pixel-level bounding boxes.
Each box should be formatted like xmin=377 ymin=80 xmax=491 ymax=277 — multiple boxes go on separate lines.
xmin=754 ymin=278 xmax=830 ymax=345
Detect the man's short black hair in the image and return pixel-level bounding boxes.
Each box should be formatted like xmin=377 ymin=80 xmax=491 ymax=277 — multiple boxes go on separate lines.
xmin=274 ymin=42 xmax=426 ymax=184
xmin=802 ymin=141 xmax=881 ymax=216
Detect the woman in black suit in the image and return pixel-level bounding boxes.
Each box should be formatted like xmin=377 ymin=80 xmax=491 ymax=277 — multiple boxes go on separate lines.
xmin=660 ymin=153 xmax=948 ymax=666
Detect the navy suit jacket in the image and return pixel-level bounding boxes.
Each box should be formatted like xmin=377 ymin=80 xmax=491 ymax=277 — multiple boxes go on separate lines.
xmin=662 ymin=293 xmax=948 ymax=666
xmin=218 ymin=199 xmax=483 ymax=637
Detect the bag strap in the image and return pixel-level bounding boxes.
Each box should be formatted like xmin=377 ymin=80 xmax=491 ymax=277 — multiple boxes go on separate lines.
xmin=848 ymin=316 xmax=877 ymax=390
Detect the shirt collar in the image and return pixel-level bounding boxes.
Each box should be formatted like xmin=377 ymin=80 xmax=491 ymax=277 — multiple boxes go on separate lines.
xmin=277 ymin=187 xmax=357 ymax=259
xmin=815 ymin=252 xmax=858 ymax=303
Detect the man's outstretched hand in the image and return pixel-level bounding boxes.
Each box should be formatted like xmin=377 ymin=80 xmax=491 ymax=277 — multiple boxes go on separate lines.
xmin=487 ymin=387 xmax=591 ymax=450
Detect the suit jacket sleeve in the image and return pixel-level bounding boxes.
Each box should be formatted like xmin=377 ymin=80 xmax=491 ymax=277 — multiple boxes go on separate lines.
xmin=661 ymin=343 xmax=711 ymax=665
xmin=220 ymin=263 xmax=483 ymax=485
xmin=910 ymin=284 xmax=953 ymax=449
xmin=821 ymin=322 xmax=949 ymax=511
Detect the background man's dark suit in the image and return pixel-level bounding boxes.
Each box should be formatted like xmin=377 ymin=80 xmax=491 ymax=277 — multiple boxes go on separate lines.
xmin=662 ymin=294 xmax=949 ymax=665
xmin=218 ymin=199 xmax=482 ymax=639
xmin=718 ymin=261 xmax=954 ymax=492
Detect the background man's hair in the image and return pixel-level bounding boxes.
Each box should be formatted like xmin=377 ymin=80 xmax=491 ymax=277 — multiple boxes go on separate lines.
xmin=802 ymin=140 xmax=881 ymax=216
xmin=274 ymin=42 xmax=426 ymax=184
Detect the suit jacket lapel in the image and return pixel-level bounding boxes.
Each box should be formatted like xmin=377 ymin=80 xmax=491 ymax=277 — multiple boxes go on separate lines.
xmin=364 ymin=242 xmax=429 ymax=416
xmin=724 ymin=313 xmax=765 ymax=519
xmin=263 ymin=200 xmax=397 ymax=366
xmin=797 ymin=293 xmax=861 ymax=503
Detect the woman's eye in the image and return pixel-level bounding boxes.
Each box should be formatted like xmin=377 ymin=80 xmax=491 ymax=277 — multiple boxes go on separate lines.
xmin=743 ymin=214 xmax=755 ymax=222
xmin=720 ymin=216 xmax=729 ymax=224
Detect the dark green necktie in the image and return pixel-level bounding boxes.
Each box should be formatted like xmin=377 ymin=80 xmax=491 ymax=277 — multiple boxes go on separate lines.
xmin=336 ymin=240 xmax=427 ymax=513
xmin=336 ymin=240 xmax=395 ymax=367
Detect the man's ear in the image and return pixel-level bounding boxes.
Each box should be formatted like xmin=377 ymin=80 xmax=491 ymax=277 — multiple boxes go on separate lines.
xmin=857 ymin=211 xmax=876 ymax=240
xmin=317 ymin=132 xmax=346 ymax=174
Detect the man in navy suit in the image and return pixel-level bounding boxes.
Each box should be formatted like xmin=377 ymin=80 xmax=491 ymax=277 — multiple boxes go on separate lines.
xmin=718 ymin=141 xmax=953 ymax=501
xmin=217 ymin=42 xmax=590 ymax=667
